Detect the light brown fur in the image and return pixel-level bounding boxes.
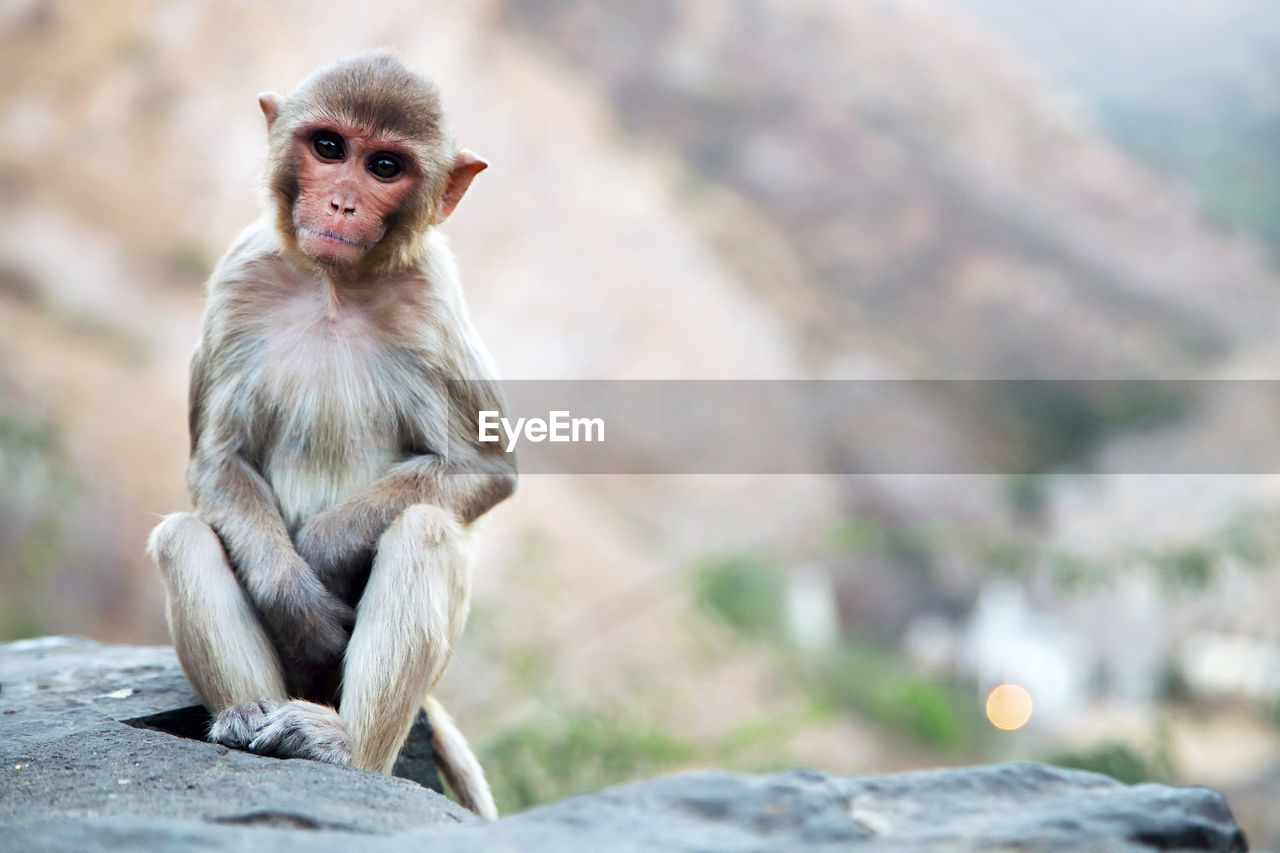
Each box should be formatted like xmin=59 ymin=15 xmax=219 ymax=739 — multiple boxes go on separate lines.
xmin=148 ymin=52 xmax=511 ymax=820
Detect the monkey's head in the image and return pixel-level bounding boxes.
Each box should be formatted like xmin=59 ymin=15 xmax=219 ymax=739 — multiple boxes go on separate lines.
xmin=260 ymin=52 xmax=487 ymax=280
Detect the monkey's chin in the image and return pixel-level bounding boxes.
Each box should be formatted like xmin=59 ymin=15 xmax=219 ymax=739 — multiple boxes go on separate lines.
xmin=296 ymin=228 xmax=370 ymax=267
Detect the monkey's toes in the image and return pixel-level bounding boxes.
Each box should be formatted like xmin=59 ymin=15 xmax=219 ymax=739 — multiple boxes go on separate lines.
xmin=208 ymin=698 xmax=280 ymax=749
xmin=248 ymin=699 xmax=352 ymax=765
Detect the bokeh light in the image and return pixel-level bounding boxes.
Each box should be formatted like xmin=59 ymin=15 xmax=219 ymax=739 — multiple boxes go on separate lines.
xmin=985 ymin=684 xmax=1033 ymax=731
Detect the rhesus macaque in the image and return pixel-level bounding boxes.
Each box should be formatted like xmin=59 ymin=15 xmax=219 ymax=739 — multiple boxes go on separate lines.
xmin=147 ymin=52 xmax=514 ymax=819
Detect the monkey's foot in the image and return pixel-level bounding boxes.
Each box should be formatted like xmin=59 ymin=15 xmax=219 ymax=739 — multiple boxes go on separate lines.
xmin=209 ymin=699 xmax=281 ymax=749
xmin=248 ymin=699 xmax=353 ymax=765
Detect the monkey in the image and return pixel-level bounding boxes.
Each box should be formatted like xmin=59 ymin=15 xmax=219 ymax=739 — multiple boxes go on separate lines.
xmin=146 ymin=52 xmax=515 ymax=820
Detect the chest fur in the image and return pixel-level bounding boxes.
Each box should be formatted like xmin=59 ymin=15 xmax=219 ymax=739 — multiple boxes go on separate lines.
xmin=250 ymin=293 xmax=411 ymax=527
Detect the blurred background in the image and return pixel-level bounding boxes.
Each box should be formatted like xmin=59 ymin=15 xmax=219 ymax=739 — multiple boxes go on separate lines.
xmin=3 ymin=0 xmax=1280 ymax=842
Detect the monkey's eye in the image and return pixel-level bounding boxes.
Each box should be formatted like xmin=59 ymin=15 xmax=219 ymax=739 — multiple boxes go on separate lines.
xmin=368 ymin=153 xmax=403 ymax=180
xmin=312 ymin=132 xmax=345 ymax=161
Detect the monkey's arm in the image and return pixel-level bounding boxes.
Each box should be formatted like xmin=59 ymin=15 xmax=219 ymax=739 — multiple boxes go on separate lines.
xmin=362 ymin=446 xmax=518 ymax=524
xmin=187 ymin=350 xmax=353 ymax=669
xmin=295 ymin=375 xmax=516 ymax=597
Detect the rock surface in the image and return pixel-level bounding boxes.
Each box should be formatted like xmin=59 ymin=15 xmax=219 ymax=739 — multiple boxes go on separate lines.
xmin=0 ymin=637 xmax=1247 ymax=851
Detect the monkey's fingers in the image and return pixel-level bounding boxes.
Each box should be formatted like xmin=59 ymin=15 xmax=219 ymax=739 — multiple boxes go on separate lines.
xmin=209 ymin=699 xmax=281 ymax=749
xmin=248 ymin=700 xmax=353 ymax=765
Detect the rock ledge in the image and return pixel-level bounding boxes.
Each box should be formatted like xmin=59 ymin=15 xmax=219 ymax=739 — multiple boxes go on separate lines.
xmin=0 ymin=637 xmax=1246 ymax=851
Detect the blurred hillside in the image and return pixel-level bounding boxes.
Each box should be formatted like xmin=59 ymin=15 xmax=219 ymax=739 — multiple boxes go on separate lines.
xmin=498 ymin=0 xmax=1278 ymax=377
xmin=959 ymin=0 xmax=1280 ymax=256
xmin=2 ymin=0 xmax=1280 ymax=843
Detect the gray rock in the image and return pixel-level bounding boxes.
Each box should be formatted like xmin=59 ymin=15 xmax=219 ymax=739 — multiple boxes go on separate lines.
xmin=0 ymin=637 xmax=1247 ymax=851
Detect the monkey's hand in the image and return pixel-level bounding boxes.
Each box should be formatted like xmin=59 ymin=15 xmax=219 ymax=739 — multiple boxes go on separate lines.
xmin=242 ymin=551 xmax=354 ymax=673
xmin=248 ymin=700 xmax=352 ymax=766
xmin=295 ymin=507 xmax=376 ymax=603
xmin=209 ymin=699 xmax=281 ymax=749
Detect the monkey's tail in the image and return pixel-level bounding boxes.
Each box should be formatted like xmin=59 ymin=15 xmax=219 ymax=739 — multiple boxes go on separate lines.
xmin=424 ymin=695 xmax=498 ymax=820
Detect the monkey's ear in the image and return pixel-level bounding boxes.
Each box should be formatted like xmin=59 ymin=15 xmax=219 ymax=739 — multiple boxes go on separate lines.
xmin=436 ymin=150 xmax=489 ymax=223
xmin=258 ymin=91 xmax=284 ymax=129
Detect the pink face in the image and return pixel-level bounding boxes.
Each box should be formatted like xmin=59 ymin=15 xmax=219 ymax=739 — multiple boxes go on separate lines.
xmin=291 ymin=125 xmax=419 ymax=267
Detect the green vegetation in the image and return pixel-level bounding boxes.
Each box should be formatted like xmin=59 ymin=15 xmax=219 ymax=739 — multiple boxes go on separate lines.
xmin=1000 ymin=382 xmax=1189 ymax=474
xmin=478 ymin=709 xmax=694 ymax=813
xmin=1148 ymin=546 xmax=1214 ymax=591
xmin=1043 ymin=742 xmax=1153 ymax=785
xmin=1042 ymin=725 xmax=1173 ymax=786
xmin=486 ymin=498 xmax=1272 ymax=813
xmin=690 ymin=505 xmax=1280 ymax=760
xmin=477 ymin=700 xmax=833 ymax=814
xmin=0 ymin=413 xmax=60 ymax=456
xmin=1003 ymin=474 xmax=1048 ymax=525
xmin=827 ymin=517 xmax=896 ymax=556
xmin=0 ymin=412 xmax=75 ymax=638
xmin=692 ymin=554 xmax=784 ymax=637
xmin=828 ymin=504 xmax=1277 ymax=597
xmin=0 ymin=597 xmax=45 ymax=639
xmin=692 ymin=550 xmax=981 ymax=751
xmin=807 ymin=644 xmax=980 ymax=750
xmin=1105 ymin=98 xmax=1280 ymax=258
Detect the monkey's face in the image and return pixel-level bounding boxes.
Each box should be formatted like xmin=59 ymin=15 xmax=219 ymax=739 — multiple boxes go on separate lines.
xmin=289 ymin=125 xmax=421 ymax=268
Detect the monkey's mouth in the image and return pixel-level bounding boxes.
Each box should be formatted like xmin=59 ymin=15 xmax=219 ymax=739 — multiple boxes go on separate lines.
xmin=297 ymin=226 xmax=369 ymax=251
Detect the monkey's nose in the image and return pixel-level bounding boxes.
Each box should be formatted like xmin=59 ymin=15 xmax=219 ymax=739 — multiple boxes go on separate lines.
xmin=329 ymin=200 xmax=357 ymax=216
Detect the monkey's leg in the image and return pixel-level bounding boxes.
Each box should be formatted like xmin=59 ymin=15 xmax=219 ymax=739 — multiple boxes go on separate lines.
xmin=148 ymin=512 xmax=289 ymax=747
xmin=344 ymin=503 xmax=471 ymax=773
xmin=246 ymin=505 xmax=469 ymax=770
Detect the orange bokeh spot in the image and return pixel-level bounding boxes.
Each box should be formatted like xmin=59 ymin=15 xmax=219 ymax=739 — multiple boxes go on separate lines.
xmin=985 ymin=683 xmax=1033 ymax=731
